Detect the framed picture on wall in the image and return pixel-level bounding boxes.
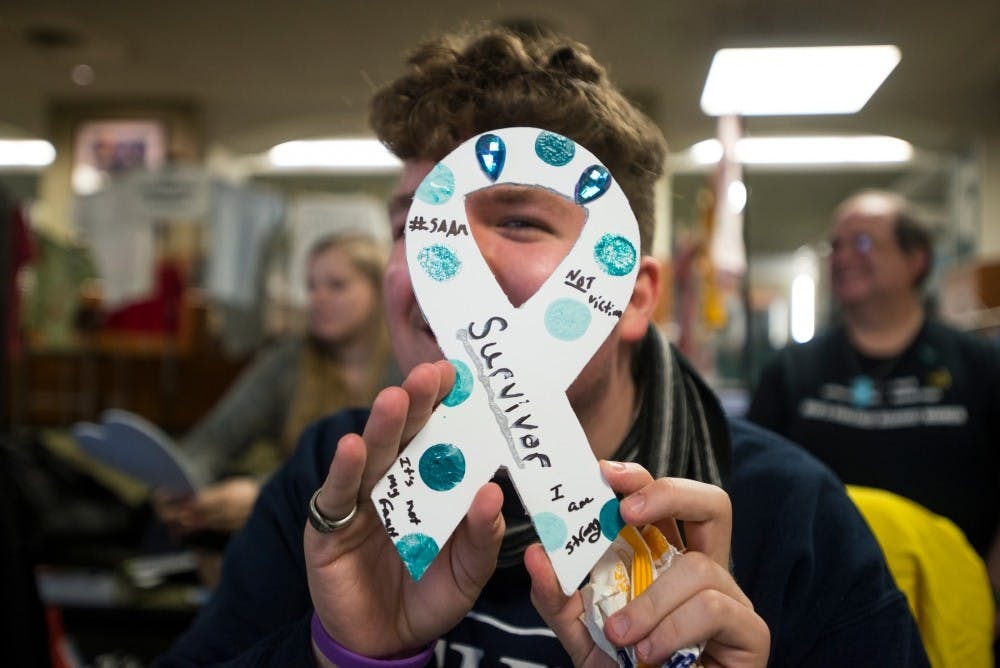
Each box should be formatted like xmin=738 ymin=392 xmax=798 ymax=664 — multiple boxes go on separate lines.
xmin=72 ymin=118 xmax=168 ymax=195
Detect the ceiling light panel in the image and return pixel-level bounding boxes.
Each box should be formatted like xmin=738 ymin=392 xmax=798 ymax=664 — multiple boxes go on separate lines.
xmin=701 ymin=45 xmax=901 ymax=116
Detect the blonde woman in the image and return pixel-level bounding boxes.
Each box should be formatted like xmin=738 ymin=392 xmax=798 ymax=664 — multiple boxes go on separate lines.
xmin=156 ymin=232 xmax=395 ymax=536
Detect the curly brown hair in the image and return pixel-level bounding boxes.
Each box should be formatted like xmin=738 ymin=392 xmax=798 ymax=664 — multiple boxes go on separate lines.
xmin=369 ymin=24 xmax=667 ymax=253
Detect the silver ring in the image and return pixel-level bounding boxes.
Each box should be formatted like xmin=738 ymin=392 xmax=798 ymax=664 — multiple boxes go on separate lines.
xmin=308 ymin=489 xmax=358 ymax=533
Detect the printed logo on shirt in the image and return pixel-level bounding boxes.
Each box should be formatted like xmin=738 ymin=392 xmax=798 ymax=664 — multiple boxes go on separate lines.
xmin=438 ymin=610 xmax=566 ymax=666
xmin=801 ymin=372 xmax=968 ymax=429
xmin=799 ymin=399 xmax=968 ymax=429
xmin=926 ymin=367 xmax=952 ymax=390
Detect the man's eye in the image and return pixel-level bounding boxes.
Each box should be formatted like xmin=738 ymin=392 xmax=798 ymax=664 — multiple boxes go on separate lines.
xmin=498 ymin=218 xmax=546 ymax=231
xmin=854 ymin=233 xmax=873 ymax=253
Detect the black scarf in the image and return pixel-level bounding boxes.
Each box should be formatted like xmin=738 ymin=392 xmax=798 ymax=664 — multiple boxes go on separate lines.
xmin=495 ymin=325 xmax=731 ymax=567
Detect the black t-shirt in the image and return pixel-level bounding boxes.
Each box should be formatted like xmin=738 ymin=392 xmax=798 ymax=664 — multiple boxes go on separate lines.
xmin=748 ymin=319 xmax=1000 ymax=555
xmin=157 ymin=413 xmax=926 ymax=667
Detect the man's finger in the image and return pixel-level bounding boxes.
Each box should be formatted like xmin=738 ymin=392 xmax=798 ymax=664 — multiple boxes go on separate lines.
xmin=399 ymin=360 xmax=455 ymax=444
xmin=630 ymin=589 xmax=769 ymax=666
xmin=312 ymin=431 xmax=368 ymax=533
xmin=604 ymin=550 xmax=752 ymax=650
xmin=358 ymin=385 xmax=411 ymax=494
xmin=525 ymin=544 xmax=594 ymax=667
xmin=610 ymin=470 xmax=732 ymax=567
xmin=600 ymin=460 xmax=685 ymax=548
xmin=442 ymin=482 xmax=505 ymax=598
xmin=360 ymin=361 xmax=454 ymax=494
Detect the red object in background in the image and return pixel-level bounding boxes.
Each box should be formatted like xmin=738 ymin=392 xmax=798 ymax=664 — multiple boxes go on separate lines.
xmin=45 ymin=606 xmax=75 ymax=668
xmin=103 ymin=260 xmax=184 ymax=334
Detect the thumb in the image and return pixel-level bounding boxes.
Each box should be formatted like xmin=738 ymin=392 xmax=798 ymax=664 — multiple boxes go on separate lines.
xmin=526 ymin=544 xmax=596 ymax=665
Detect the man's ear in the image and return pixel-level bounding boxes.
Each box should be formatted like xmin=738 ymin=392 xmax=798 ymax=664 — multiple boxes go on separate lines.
xmin=906 ymin=246 xmax=930 ymax=288
xmin=618 ymin=256 xmax=661 ymax=343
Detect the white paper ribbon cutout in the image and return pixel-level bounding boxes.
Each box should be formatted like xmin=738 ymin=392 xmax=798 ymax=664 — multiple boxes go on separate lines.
xmin=371 ymin=127 xmax=642 ymax=595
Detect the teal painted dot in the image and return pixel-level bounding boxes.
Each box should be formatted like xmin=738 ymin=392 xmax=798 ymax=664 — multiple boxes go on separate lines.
xmin=417 ymin=244 xmax=462 ymax=281
xmin=533 ymin=512 xmax=568 ymax=553
xmin=599 ymin=498 xmax=625 ymax=541
xmin=415 ymin=163 xmax=455 ymax=205
xmin=442 ymin=359 xmax=473 ymax=407
xmin=534 ymin=131 xmax=575 ymax=166
xmin=419 ymin=443 xmax=466 ymax=491
xmin=396 ymin=533 xmax=439 ymax=580
xmin=594 ymin=234 xmax=637 ymax=276
xmin=544 ymin=298 xmax=591 ymax=341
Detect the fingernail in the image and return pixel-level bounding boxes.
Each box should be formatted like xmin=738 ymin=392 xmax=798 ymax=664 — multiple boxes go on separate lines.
xmin=624 ymin=492 xmax=645 ymax=514
xmin=636 ymin=639 xmax=651 ymax=660
xmin=610 ymin=614 xmax=630 ymax=638
xmin=606 ymin=460 xmax=626 ymax=471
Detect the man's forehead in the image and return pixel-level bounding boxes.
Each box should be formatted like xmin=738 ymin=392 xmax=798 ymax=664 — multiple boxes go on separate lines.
xmin=834 ymin=199 xmax=898 ymax=236
xmin=392 ymin=177 xmax=577 ymax=221
xmin=834 ymin=210 xmax=894 ymax=235
xmin=835 ymin=193 xmax=899 ymax=222
xmin=467 ymin=183 xmax=577 ymax=208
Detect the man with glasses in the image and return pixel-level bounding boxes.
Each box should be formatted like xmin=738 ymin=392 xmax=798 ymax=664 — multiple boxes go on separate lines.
xmin=749 ymin=189 xmax=1000 ymax=597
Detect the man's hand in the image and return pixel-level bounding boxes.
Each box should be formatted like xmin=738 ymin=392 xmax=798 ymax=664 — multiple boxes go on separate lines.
xmin=304 ymin=361 xmax=506 ymax=658
xmin=526 ymin=461 xmax=770 ymax=667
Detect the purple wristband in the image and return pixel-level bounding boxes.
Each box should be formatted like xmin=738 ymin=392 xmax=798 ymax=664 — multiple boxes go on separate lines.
xmin=310 ymin=612 xmax=435 ymax=667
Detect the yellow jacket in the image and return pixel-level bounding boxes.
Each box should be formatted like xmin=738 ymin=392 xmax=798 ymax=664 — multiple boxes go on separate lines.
xmin=847 ymin=485 xmax=994 ymax=668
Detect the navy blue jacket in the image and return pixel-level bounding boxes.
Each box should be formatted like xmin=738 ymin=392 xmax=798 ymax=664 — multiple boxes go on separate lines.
xmin=157 ymin=412 xmax=928 ymax=666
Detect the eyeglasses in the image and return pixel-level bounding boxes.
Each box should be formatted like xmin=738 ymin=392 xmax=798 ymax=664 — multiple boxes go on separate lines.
xmin=829 ymin=232 xmax=874 ymax=255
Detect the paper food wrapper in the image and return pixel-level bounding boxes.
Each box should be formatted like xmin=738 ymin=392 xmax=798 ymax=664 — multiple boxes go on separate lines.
xmin=580 ymin=526 xmax=704 ymax=668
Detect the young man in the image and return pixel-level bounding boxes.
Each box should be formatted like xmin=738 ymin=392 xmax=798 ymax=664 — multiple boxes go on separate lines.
xmin=157 ymin=27 xmax=927 ymax=667
xmin=749 ymin=190 xmax=1000 ymax=608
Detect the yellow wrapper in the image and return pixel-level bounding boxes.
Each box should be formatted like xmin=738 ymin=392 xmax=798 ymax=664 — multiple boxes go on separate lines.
xmin=579 ymin=526 xmax=703 ymax=668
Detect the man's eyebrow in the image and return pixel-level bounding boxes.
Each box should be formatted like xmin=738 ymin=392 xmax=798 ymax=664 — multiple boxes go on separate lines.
xmin=470 ymin=185 xmax=575 ymax=209
xmin=475 ymin=186 xmax=541 ymax=205
xmin=388 ymin=192 xmax=414 ymax=216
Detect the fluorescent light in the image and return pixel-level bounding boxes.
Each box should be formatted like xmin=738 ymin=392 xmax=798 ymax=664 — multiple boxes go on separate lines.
xmin=268 ymin=139 xmax=401 ymax=171
xmin=701 ymin=45 xmax=901 ymax=116
xmin=790 ymin=274 xmax=815 ymax=343
xmin=690 ymin=138 xmax=724 ymax=165
xmin=0 ymin=139 xmax=56 ymax=167
xmin=738 ymin=136 xmax=912 ymax=164
xmin=767 ymin=297 xmax=789 ymax=348
xmin=686 ymin=135 xmax=913 ymax=167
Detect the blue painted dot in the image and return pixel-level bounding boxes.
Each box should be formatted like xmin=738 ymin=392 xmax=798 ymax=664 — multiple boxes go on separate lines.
xmin=419 ymin=443 xmax=466 ymax=491
xmin=575 ymin=165 xmax=611 ymax=204
xmin=396 ymin=533 xmax=439 ymax=580
xmin=533 ymin=512 xmax=568 ymax=553
xmin=599 ymin=498 xmax=625 ymax=541
xmin=544 ymin=298 xmax=591 ymax=341
xmin=594 ymin=234 xmax=637 ymax=276
xmin=442 ymin=359 xmax=473 ymax=407
xmin=415 ymin=163 xmax=455 ymax=204
xmin=534 ymin=131 xmax=575 ymax=166
xmin=417 ymin=244 xmax=461 ymax=281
